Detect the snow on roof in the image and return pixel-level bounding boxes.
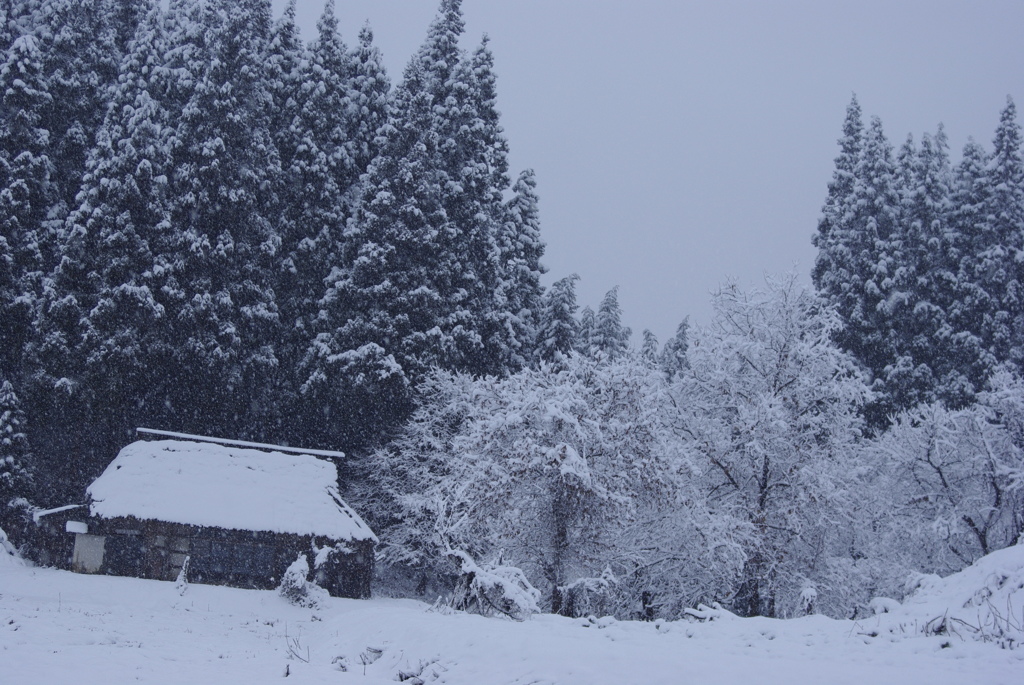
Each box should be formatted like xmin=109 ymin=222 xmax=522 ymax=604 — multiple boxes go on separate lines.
xmin=135 ymin=427 xmax=347 ymax=459
xmin=87 ymin=440 xmax=376 ymax=542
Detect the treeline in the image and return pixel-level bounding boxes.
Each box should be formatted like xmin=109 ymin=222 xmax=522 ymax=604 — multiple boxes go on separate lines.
xmin=0 ymin=0 xmax=552 ymax=503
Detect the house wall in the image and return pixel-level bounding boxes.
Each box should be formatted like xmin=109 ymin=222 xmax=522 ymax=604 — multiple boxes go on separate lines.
xmin=73 ymin=516 xmax=372 ymax=598
xmin=30 ymin=508 xmax=84 ymax=569
xmin=314 ymin=540 xmax=374 ymax=599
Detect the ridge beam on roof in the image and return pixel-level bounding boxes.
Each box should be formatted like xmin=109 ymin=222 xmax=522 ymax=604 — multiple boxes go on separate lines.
xmin=136 ymin=428 xmax=346 ymax=459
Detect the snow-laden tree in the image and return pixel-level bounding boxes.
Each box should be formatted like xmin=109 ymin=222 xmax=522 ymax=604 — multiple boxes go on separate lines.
xmin=590 ymin=286 xmax=631 ymax=359
xmin=30 ymin=3 xmax=173 ymax=480
xmin=491 ymin=168 xmax=546 ymax=372
xmin=812 ymin=94 xmax=863 ymax=291
xmin=575 ymin=305 xmax=595 ymax=356
xmin=305 ymin=0 xmax=534 ymax=447
xmin=639 ymin=329 xmax=659 ymax=365
xmin=534 ymin=273 xmax=579 ymax=364
xmin=269 ymin=0 xmax=355 ymax=445
xmin=364 ymin=352 xmax=714 ymax=617
xmin=346 ymin=22 xmax=390 ymax=177
xmin=0 ymin=378 xmax=32 ymax=545
xmin=0 ymin=379 xmax=30 ymax=504
xmin=303 ymin=58 xmax=443 ymax=448
xmin=942 ymin=100 xmax=1024 ymax=394
xmin=675 ymin=275 xmax=873 ymax=617
xmin=269 ymin=2 xmax=390 ymax=450
xmin=814 ymin=97 xmax=1024 ymax=420
xmin=30 ymin=0 xmax=120 ymax=211
xmin=310 ymin=0 xmax=469 ymax=400
xmin=447 ymin=34 xmax=518 ymax=376
xmin=884 ymin=125 xmax=990 ymax=411
xmin=874 ymin=367 xmax=1024 ymax=575
xmin=265 ymin=0 xmax=305 ymax=178
xmin=659 ymin=318 xmax=690 ymax=380
xmin=951 ymin=138 xmax=996 ymax=377
xmin=813 ymin=111 xmax=905 ymax=425
xmin=984 ymin=98 xmax=1024 ymax=370
xmin=0 ymin=1 xmax=17 ymax=53
xmin=0 ymin=32 xmax=55 ymax=378
xmin=162 ymin=0 xmax=282 ymax=439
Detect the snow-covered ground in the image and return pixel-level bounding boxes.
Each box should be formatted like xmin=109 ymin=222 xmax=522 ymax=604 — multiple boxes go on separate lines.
xmin=2 ymin=544 xmax=1022 ymax=684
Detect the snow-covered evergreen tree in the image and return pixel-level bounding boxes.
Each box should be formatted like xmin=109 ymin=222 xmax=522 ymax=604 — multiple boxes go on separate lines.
xmin=162 ymin=0 xmax=281 ymax=438
xmin=0 ymin=379 xmax=31 ymax=508
xmin=575 ymin=305 xmax=595 ymax=356
xmin=105 ymin=0 xmax=148 ymax=54
xmin=345 ymin=22 xmax=390 ymax=172
xmin=24 ymin=1 xmax=175 ymax=497
xmin=69 ymin=1 xmax=171 ymax=442
xmin=0 ymin=1 xmax=15 ymax=52
xmin=814 ymin=112 xmax=903 ymax=425
xmin=32 ymin=0 xmax=122 ymax=219
xmin=893 ymin=133 xmax=917 ymax=201
xmin=302 ymin=55 xmax=442 ymax=448
xmin=454 ymin=35 xmax=517 ymax=374
xmin=884 ymin=127 xmax=955 ymax=409
xmin=278 ymin=6 xmax=388 ymax=450
xmin=659 ymin=318 xmax=689 ymax=380
xmin=492 ymin=168 xmax=545 ymax=370
xmin=303 ymin=0 xmax=532 ymax=447
xmin=814 ymin=98 xmax=1024 ymax=420
xmin=0 ymin=0 xmax=34 ymax=70
xmin=0 ymin=32 xmax=54 ymax=378
xmin=268 ymin=0 xmax=352 ymax=444
xmin=951 ymin=138 xmax=995 ymax=375
xmin=984 ymin=98 xmax=1024 ymax=370
xmin=312 ymin=1 xmax=463 ymax=388
xmin=639 ymin=329 xmax=659 ymax=365
xmin=812 ymin=95 xmax=863 ymax=291
xmin=534 ymin=274 xmax=579 ymax=364
xmin=590 ymin=287 xmax=630 ymax=359
xmin=265 ymin=0 xmax=305 ymax=183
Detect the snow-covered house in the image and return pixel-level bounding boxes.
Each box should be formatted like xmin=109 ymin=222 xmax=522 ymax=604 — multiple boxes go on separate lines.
xmin=68 ymin=433 xmax=376 ymax=598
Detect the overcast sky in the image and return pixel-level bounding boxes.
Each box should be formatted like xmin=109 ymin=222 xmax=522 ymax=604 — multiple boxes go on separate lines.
xmin=273 ymin=0 xmax=1024 ymax=342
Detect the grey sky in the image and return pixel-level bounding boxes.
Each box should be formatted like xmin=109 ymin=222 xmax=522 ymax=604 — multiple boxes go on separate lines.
xmin=275 ymin=0 xmax=1023 ymax=342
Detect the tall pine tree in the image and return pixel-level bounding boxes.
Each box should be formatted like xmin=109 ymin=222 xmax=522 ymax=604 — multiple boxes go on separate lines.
xmin=985 ymin=98 xmax=1024 ymax=370
xmin=33 ymin=0 xmax=122 ymax=220
xmin=163 ymin=0 xmax=281 ymax=439
xmin=491 ymin=168 xmax=545 ymax=371
xmin=26 ymin=2 xmax=175 ymax=499
xmin=535 ymin=273 xmax=579 ymax=364
xmin=304 ymin=0 xmax=528 ymax=448
xmin=812 ymin=95 xmax=863 ymax=291
xmin=815 ymin=113 xmax=902 ymax=424
xmin=591 ymin=286 xmax=631 ymax=359
xmin=0 ymin=379 xmax=32 ymax=515
xmin=659 ymin=318 xmax=690 ymax=380
xmin=0 ymin=33 xmax=54 ymax=379
xmin=346 ymin=22 xmax=390 ymax=177
xmin=951 ymin=137 xmax=998 ymax=386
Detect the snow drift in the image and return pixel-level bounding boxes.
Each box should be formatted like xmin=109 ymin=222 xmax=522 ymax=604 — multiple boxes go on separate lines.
xmin=867 ymin=543 xmax=1024 ymax=648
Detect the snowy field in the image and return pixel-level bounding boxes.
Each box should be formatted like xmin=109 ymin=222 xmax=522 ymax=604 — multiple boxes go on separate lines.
xmin=2 ymin=550 xmax=1022 ymax=685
